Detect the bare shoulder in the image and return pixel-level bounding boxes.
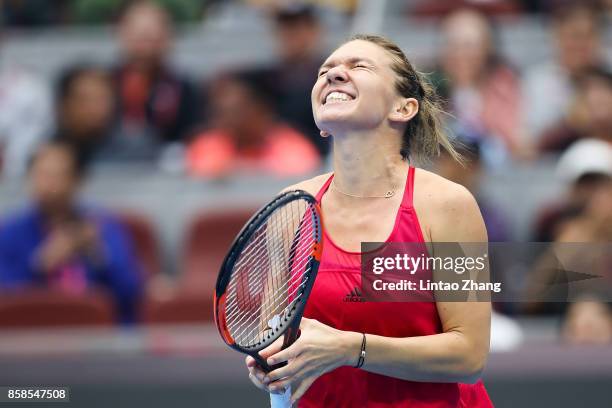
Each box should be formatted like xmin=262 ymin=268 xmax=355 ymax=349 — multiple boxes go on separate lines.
xmin=413 ymin=168 xmax=486 ymax=242
xmin=414 ymin=168 xmax=478 ymax=212
xmin=280 ymin=172 xmax=333 ymax=197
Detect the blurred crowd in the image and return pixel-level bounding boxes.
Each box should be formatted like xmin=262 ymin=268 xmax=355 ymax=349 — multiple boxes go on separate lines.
xmin=0 ymin=0 xmax=610 ymax=345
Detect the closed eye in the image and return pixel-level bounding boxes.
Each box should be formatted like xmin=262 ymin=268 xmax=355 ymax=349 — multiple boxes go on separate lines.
xmin=318 ymin=70 xmax=328 ymax=77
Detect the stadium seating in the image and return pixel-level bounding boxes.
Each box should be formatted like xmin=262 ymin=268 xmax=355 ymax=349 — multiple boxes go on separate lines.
xmin=117 ymin=210 xmax=162 ymax=278
xmin=0 ymin=289 xmax=114 ymax=327
xmin=141 ymin=208 xmax=255 ymax=324
xmin=181 ymin=208 xmax=256 ymax=293
xmin=141 ymin=293 xmax=212 ymax=324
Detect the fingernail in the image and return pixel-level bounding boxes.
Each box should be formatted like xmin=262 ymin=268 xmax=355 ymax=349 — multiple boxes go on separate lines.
xmin=268 ymin=359 xmax=275 ymax=365
xmin=263 ymin=376 xmax=270 ymax=384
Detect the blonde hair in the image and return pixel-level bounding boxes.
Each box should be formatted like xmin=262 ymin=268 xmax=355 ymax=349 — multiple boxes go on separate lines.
xmin=348 ymin=34 xmax=460 ymax=163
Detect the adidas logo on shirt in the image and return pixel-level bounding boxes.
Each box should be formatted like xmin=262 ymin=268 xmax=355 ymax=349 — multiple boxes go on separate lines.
xmin=343 ymin=286 xmax=366 ymax=302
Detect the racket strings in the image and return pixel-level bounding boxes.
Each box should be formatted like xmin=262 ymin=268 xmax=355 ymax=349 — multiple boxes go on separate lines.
xmin=227 ymin=215 xmax=292 ymax=316
xmin=231 ymin=266 xmax=313 ymax=345
xmin=253 ymin=201 xmax=314 ymax=344
xmin=227 ymin=206 xmax=301 ymax=292
xmin=225 ymin=201 xmax=313 ymax=308
xmin=224 ymin=219 xmax=314 ymax=319
xmin=224 ymin=249 xmax=312 ymax=329
xmin=224 ymin=228 xmax=315 ymax=322
xmin=227 ymin=222 xmax=310 ymax=344
xmin=223 ymin=199 xmax=318 ymax=348
xmin=226 ymin=213 xmax=315 ymax=341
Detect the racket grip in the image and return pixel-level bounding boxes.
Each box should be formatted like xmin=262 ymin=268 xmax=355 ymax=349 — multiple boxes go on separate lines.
xmin=270 ymin=386 xmax=292 ymax=408
xmin=268 ymin=360 xmax=288 ymax=372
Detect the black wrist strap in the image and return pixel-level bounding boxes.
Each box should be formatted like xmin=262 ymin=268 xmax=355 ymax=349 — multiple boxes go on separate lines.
xmin=355 ymin=333 xmax=366 ymax=369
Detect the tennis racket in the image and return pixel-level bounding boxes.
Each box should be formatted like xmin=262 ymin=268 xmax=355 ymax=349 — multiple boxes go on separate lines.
xmin=214 ymin=190 xmax=323 ymax=408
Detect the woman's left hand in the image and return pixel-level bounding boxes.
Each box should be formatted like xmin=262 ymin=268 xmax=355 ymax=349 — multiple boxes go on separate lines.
xmin=263 ymin=317 xmax=359 ymax=404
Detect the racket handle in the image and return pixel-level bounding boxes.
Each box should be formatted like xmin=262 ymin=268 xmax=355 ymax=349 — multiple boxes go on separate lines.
xmin=269 ymin=386 xmax=292 ymax=408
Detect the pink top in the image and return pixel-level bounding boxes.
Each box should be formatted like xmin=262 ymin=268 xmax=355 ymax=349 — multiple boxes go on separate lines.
xmin=299 ymin=166 xmax=492 ymax=407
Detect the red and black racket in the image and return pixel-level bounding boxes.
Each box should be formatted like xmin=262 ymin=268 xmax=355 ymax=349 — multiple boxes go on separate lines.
xmin=214 ymin=190 xmax=322 ymax=407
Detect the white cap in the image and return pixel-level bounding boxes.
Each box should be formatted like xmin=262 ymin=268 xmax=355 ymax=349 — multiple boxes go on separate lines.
xmin=557 ymin=139 xmax=612 ymax=183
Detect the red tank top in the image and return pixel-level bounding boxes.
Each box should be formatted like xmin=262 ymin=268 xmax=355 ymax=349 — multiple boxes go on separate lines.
xmin=299 ymin=166 xmax=493 ymax=408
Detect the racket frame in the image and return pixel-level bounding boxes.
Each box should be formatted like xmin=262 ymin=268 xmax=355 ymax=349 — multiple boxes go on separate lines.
xmin=214 ymin=190 xmax=323 ymax=373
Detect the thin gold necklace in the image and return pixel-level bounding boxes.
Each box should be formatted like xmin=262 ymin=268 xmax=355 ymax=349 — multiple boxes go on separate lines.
xmin=330 ymin=180 xmax=396 ymax=198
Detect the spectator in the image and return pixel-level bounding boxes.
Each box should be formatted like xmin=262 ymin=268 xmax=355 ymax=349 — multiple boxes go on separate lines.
xmin=527 ymin=172 xmax=612 ymax=342
xmin=538 ymin=68 xmax=612 ymax=154
xmin=0 ymin=47 xmax=53 ymax=179
xmin=435 ymin=137 xmax=512 ymax=242
xmin=411 ymin=0 xmax=522 ymax=17
xmin=0 ymin=141 xmax=143 ymax=323
xmin=109 ymin=0 xmax=200 ymax=161
xmin=533 ymin=139 xmax=612 ymax=242
xmin=53 ymin=65 xmax=115 ymax=165
xmin=244 ymin=0 xmax=358 ymax=15
xmin=1 ymin=0 xmax=69 ymax=26
xmin=519 ymin=0 xmax=603 ymax=15
xmin=187 ymin=72 xmax=320 ymax=178
xmin=523 ymin=3 xmax=610 ymax=138
xmin=246 ymin=3 xmax=329 ymax=157
xmin=562 ymin=297 xmax=612 ymax=345
xmin=70 ymin=0 xmax=206 ymax=24
xmin=431 ymin=8 xmax=527 ymax=160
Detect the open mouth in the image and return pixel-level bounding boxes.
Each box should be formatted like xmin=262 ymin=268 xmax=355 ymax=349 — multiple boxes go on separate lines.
xmin=323 ymin=90 xmax=356 ymax=105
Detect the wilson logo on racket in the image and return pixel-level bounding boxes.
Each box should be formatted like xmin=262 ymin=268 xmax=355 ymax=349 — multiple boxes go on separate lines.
xmin=267 ymin=314 xmax=282 ymax=331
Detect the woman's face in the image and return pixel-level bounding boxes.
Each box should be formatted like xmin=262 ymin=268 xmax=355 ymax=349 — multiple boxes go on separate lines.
xmin=311 ymin=40 xmax=401 ymax=135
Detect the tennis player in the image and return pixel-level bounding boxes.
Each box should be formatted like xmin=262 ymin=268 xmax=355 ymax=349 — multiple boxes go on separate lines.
xmin=246 ymin=35 xmax=493 ymax=407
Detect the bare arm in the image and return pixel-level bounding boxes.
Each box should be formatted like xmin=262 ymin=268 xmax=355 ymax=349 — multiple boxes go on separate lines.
xmin=338 ymin=184 xmax=490 ymax=383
